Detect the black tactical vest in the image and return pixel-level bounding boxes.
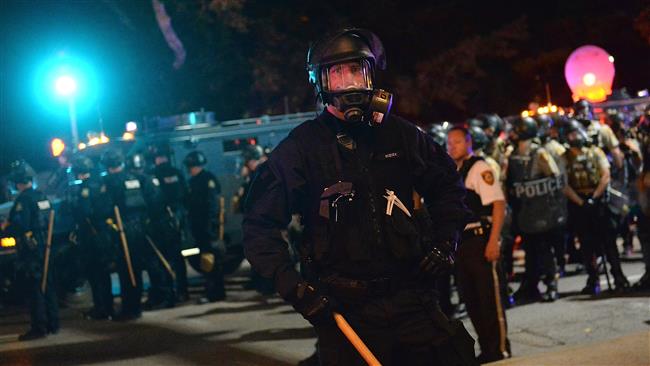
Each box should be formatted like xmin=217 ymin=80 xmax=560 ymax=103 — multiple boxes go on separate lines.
xmin=294 ymin=113 xmax=421 ymax=278
xmin=459 ymin=156 xmax=493 ymax=222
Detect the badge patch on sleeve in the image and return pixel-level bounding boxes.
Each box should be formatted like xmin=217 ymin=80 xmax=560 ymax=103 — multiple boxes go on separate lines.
xmin=481 ymin=171 xmax=495 ymax=185
xmin=208 ymin=180 xmax=216 ymax=189
xmin=37 ymin=200 xmax=51 ymax=210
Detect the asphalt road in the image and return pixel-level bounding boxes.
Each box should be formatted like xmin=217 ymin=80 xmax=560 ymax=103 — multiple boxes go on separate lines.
xmin=0 ymin=253 xmax=648 ymax=365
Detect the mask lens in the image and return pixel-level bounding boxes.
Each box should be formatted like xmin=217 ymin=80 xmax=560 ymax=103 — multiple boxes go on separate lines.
xmin=325 ymin=61 xmax=371 ymax=92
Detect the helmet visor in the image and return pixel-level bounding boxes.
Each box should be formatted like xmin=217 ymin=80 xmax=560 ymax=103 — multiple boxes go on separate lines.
xmin=322 ymin=60 xmax=372 ymax=92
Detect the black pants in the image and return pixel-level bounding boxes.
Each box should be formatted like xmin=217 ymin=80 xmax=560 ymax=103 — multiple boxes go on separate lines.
xmin=25 ymin=270 xmax=59 ymax=333
xmin=637 ymin=212 xmax=650 ymax=274
xmin=143 ymin=234 xmax=175 ymax=304
xmin=457 ymin=233 xmax=510 ymax=362
xmin=86 ymin=257 xmax=114 ymax=316
xmin=521 ymin=231 xmax=558 ymax=290
xmin=315 ymin=289 xmax=477 ymax=366
xmin=570 ymin=202 xmax=625 ymax=281
xmin=116 ymin=221 xmax=145 ymax=316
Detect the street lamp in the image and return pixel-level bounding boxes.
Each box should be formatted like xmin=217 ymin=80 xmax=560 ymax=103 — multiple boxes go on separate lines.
xmin=54 ymin=75 xmax=80 ymax=149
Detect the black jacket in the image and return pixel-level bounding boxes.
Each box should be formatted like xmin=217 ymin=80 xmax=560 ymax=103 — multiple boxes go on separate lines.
xmin=243 ymin=110 xmax=469 ymax=300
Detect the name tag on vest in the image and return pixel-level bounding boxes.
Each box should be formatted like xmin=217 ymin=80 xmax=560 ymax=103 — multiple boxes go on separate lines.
xmin=125 ymin=179 xmax=141 ymax=190
xmin=164 ymin=175 xmax=179 ymax=184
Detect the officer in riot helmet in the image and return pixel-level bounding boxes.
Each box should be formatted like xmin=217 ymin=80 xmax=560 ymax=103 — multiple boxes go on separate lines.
xmin=428 ymin=123 xmax=448 ymax=148
xmin=562 ymin=119 xmax=630 ymax=293
xmin=126 ymin=150 xmax=175 ymax=310
xmin=5 ymin=160 xmax=60 ymax=340
xmin=634 ymin=104 xmax=650 ymax=290
xmin=573 ymin=99 xmax=624 ymax=168
xmin=102 ymin=149 xmax=158 ymax=320
xmin=506 ymin=116 xmax=565 ymax=303
xmin=573 ymin=99 xmax=593 ymax=121
xmin=150 ymin=142 xmax=189 ymax=302
xmin=243 ymin=28 xmax=476 ymax=365
xmin=68 ymin=155 xmax=115 ymax=320
xmin=184 ymin=151 xmax=227 ymax=303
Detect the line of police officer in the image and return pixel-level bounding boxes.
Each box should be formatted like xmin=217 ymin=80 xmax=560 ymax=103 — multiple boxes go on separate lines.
xmin=5 ymin=142 xmax=229 ymax=339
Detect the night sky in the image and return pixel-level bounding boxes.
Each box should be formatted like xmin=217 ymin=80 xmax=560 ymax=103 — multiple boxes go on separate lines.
xmin=1 ymin=0 xmax=648 ymax=174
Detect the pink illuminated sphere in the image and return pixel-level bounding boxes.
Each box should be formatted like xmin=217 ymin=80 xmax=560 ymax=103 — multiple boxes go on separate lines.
xmin=564 ymin=45 xmax=615 ymax=102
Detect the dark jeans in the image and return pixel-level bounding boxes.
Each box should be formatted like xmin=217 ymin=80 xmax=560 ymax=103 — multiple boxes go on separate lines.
xmin=457 ymin=233 xmax=510 ymax=362
xmin=315 ymin=289 xmax=477 ymax=366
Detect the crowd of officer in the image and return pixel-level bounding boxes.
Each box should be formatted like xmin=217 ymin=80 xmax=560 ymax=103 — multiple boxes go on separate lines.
xmin=1 ymin=141 xmax=265 ymax=340
xmin=430 ymin=101 xmax=650 ymax=312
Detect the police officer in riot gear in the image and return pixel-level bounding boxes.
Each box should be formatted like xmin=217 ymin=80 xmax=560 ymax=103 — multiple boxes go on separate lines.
xmin=573 ymin=99 xmax=624 ymax=169
xmin=562 ymin=120 xmax=630 ymax=294
xmin=243 ymin=28 xmax=476 ymax=365
xmin=102 ymin=149 xmax=156 ymax=320
xmin=150 ymin=142 xmax=189 ymax=302
xmin=68 ymin=155 xmax=115 ymax=320
xmin=634 ymin=104 xmax=650 ymax=290
xmin=506 ymin=117 xmax=565 ymax=303
xmin=5 ymin=160 xmax=60 ymax=340
xmin=126 ymin=152 xmax=175 ymax=310
xmin=448 ymin=126 xmax=511 ymax=363
xmin=184 ymin=151 xmax=227 ymax=303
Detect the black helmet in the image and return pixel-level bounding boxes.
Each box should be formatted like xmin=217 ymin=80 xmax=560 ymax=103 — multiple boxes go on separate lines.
xmin=183 ymin=151 xmax=207 ymax=167
xmin=466 ymin=118 xmax=483 ymax=129
xmin=307 ymin=28 xmax=391 ymax=124
xmin=468 ymin=125 xmax=489 ymax=151
xmin=9 ymin=160 xmax=35 ymax=185
xmin=307 ymin=28 xmax=386 ymax=96
xmin=511 ymin=117 xmax=538 ymax=141
xmin=101 ymin=149 xmax=124 ymax=169
xmin=477 ymin=114 xmax=504 ymax=136
xmin=148 ymin=142 xmax=172 ymax=159
xmin=127 ymin=152 xmax=147 ymax=171
xmin=242 ymin=144 xmax=264 ymax=162
xmin=71 ymin=155 xmax=94 ymax=176
xmin=535 ymin=114 xmax=553 ymax=139
xmin=564 ymin=118 xmax=589 ymax=148
xmin=428 ymin=123 xmax=448 ymax=147
xmin=573 ymin=99 xmax=593 ymax=120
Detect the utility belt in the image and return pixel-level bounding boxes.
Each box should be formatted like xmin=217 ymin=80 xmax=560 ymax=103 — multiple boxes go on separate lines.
xmin=320 ymin=274 xmax=426 ymax=299
xmin=462 ymin=217 xmax=492 ymax=239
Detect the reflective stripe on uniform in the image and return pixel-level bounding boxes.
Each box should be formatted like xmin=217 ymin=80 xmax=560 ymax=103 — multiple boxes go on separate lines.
xmin=491 ymin=261 xmax=509 ymax=359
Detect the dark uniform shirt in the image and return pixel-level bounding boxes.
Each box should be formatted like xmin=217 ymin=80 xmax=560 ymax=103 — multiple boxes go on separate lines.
xmin=7 ymin=188 xmax=51 ymax=275
xmin=186 ymin=169 xmax=221 ymax=248
xmin=153 ymin=163 xmax=187 ymax=212
xmin=243 ymin=110 xmax=469 ymax=299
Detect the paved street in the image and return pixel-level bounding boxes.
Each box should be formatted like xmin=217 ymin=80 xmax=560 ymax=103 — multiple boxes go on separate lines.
xmin=1 ymin=254 xmax=649 ymax=365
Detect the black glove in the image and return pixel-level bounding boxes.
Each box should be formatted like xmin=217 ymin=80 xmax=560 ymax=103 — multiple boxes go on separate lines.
xmin=292 ymin=281 xmax=335 ymax=326
xmin=419 ymin=240 xmax=456 ymax=276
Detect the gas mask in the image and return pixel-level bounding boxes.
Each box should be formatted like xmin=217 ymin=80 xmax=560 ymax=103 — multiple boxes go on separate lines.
xmin=322 ymin=60 xmax=393 ymax=125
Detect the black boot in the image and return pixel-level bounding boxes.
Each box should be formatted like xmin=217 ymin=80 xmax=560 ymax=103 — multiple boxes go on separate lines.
xmin=633 ymin=272 xmax=650 ymax=291
xmin=581 ymin=276 xmax=601 ymax=295
xmin=19 ymin=329 xmax=47 ymax=341
xmin=542 ymin=280 xmax=559 ymax=302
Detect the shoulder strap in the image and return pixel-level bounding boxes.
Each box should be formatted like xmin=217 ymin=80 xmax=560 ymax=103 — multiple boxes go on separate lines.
xmin=459 ymin=156 xmax=483 ymax=181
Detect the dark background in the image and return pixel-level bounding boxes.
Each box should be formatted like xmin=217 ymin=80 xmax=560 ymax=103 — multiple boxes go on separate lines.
xmin=1 ymin=0 xmax=649 ymax=173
